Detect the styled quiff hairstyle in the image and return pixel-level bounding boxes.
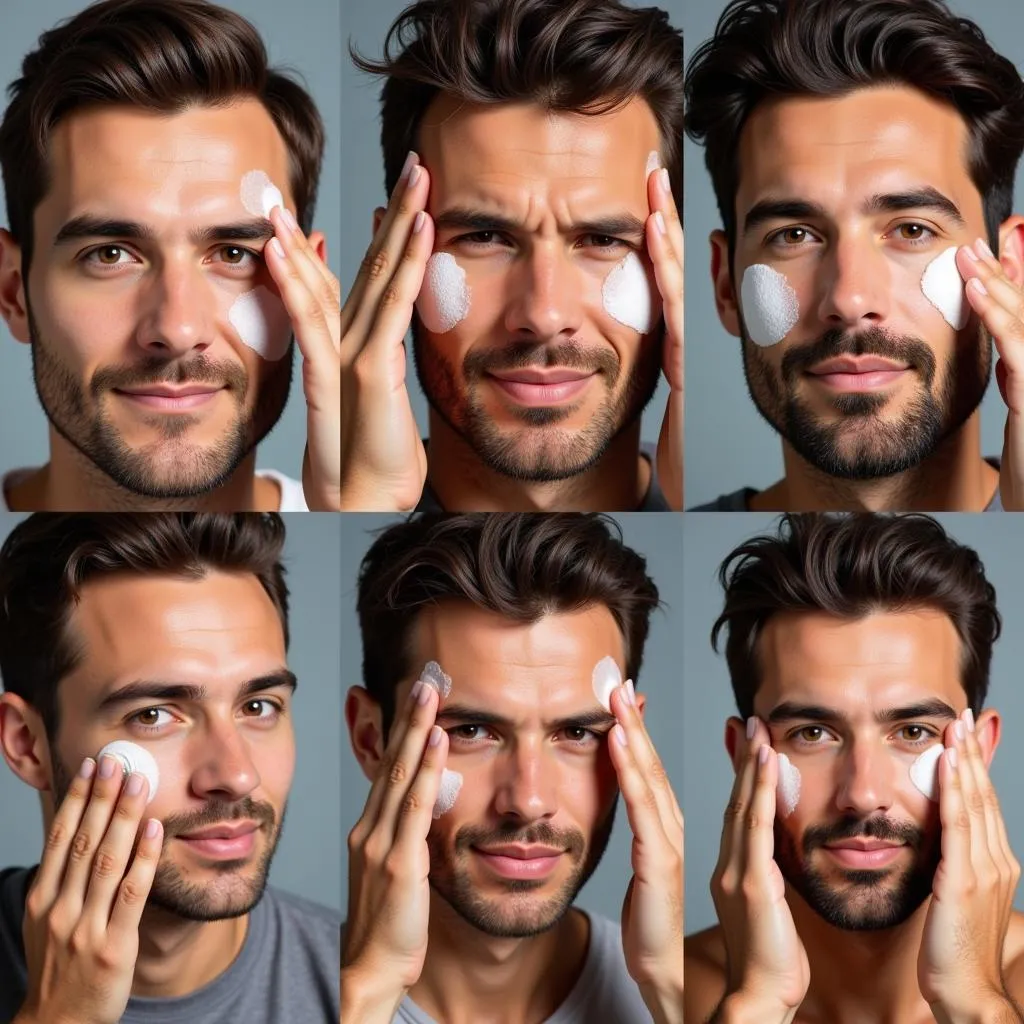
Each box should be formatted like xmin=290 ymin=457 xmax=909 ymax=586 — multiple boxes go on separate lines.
xmin=351 ymin=0 xmax=684 ymax=211
xmin=711 ymin=514 xmax=1001 ymax=718
xmin=685 ymin=0 xmax=1024 ymax=260
xmin=0 ymin=513 xmax=290 ymax=741
xmin=0 ymin=0 xmax=325 ymax=271
xmin=357 ymin=513 xmax=661 ymax=735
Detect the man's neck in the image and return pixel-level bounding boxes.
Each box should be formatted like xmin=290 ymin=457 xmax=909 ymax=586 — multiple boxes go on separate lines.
xmin=752 ymin=415 xmax=998 ymax=512
xmin=131 ymin=906 xmax=249 ymax=999
xmin=408 ymin=900 xmax=590 ymax=1024
xmin=425 ymin=413 xmax=650 ymax=511
xmin=5 ymin=429 xmax=280 ymax=511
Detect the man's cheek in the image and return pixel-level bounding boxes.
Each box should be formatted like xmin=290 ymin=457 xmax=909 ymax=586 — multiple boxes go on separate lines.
xmin=598 ymin=252 xmax=660 ymax=335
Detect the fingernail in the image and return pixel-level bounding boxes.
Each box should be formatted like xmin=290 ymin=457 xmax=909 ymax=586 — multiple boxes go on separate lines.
xmin=976 ymin=238 xmax=994 ymax=260
xmin=417 ymin=680 xmax=434 ymax=705
xmin=965 ymin=708 xmax=975 ymax=733
xmin=962 ymin=245 xmax=979 ymax=262
xmin=955 ymin=720 xmax=965 ymax=742
xmin=269 ymin=237 xmax=285 ymax=260
xmin=626 ymin=679 xmax=637 ymax=707
xmin=400 ymin=151 xmax=417 ymax=182
xmin=428 ymin=725 xmax=443 ymax=747
xmin=758 ymin=743 xmax=770 ymax=765
xmin=409 ymin=165 xmax=422 ymax=188
xmin=126 ymin=773 xmax=143 ymax=796
xmin=746 ymin=716 xmax=757 ymax=740
xmin=613 ymin=724 xmax=628 ymax=747
xmin=145 ymin=819 xmax=160 ymax=839
xmin=413 ymin=210 xmax=426 ymax=234
xmin=281 ymin=208 xmax=298 ymax=234
xmin=654 ymin=211 xmax=667 ymax=236
xmin=79 ymin=758 xmax=95 ymax=779
xmin=99 ymin=755 xmax=116 ymax=779
xmin=948 ymin=747 xmax=959 ymax=770
xmin=660 ymin=168 xmax=670 ymax=193
xmin=409 ymin=679 xmax=423 ymax=703
xmin=969 ymin=277 xmax=988 ymax=296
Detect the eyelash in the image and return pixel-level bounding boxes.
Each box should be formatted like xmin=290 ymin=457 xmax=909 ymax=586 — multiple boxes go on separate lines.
xmin=788 ymin=724 xmax=939 ymax=748
xmin=765 ymin=222 xmax=938 ymax=249
xmin=446 ymin=724 xmax=602 ymax=748
xmin=453 ymin=231 xmax=630 ymax=252
xmin=126 ymin=699 xmax=284 ymax=734
xmin=80 ymin=244 xmax=263 ymax=272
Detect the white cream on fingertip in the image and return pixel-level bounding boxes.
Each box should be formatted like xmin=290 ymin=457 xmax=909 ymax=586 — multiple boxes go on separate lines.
xmin=921 ymin=246 xmax=969 ymax=330
xmin=97 ymin=741 xmax=160 ymax=804
xmin=909 ymin=744 xmax=944 ymax=801
xmin=433 ymin=768 xmax=463 ymax=818
xmin=592 ymin=656 xmax=622 ymax=713
xmin=776 ymin=752 xmax=801 ymax=817
xmin=740 ymin=264 xmax=800 ymax=347
xmin=417 ymin=253 xmax=471 ymax=333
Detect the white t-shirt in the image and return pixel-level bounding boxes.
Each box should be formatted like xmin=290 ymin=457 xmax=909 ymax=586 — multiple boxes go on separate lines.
xmin=1 ymin=468 xmax=308 ymax=512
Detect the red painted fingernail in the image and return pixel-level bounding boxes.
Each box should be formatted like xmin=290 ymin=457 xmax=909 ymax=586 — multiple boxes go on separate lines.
xmin=269 ymin=238 xmax=285 ymax=259
xmin=413 ymin=211 xmax=426 ymax=234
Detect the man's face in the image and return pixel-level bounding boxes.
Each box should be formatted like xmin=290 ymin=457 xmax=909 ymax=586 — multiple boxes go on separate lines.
xmin=721 ymin=86 xmax=991 ymax=478
xmin=16 ymin=100 xmax=299 ymax=498
xmin=414 ymin=97 xmax=664 ymax=481
xmin=49 ymin=571 xmax=295 ymax=921
xmin=408 ymin=603 xmax=623 ymax=937
xmin=752 ymin=608 xmax=967 ymax=930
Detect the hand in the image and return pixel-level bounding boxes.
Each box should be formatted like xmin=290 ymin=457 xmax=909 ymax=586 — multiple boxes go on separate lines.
xmin=957 ymin=238 xmax=1024 ymax=511
xmin=342 ymin=678 xmax=449 ymax=1023
xmin=265 ymin=206 xmax=342 ymax=511
xmin=607 ymin=681 xmax=684 ymax=1023
xmin=710 ymin=718 xmax=809 ymax=1023
xmin=919 ymin=708 xmax=1021 ymax=1024
xmin=19 ymin=755 xmax=162 ymax=1024
xmin=337 ymin=153 xmax=433 ymax=512
xmin=646 ymin=165 xmax=683 ymax=511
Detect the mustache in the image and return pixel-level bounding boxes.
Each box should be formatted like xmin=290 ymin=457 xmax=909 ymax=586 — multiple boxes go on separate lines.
xmin=160 ymin=796 xmax=276 ymax=839
xmin=463 ymin=341 xmax=619 ymax=381
xmin=781 ymin=327 xmax=936 ymax=385
xmin=802 ymin=814 xmax=925 ymax=854
xmin=91 ymin=355 xmax=248 ymax=396
xmin=453 ymin=821 xmax=587 ymax=860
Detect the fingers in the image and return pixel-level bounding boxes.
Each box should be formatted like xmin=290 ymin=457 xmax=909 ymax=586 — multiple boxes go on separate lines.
xmin=958 ymin=240 xmax=1024 ymax=365
xmin=107 ymin=817 xmax=163 ymax=937
xmin=742 ymin=743 xmax=779 ymax=880
xmin=716 ymin=717 xmax=764 ymax=876
xmin=648 ymin=165 xmax=683 ymax=267
xmin=936 ymin=723 xmax=970 ymax=887
xmin=392 ymin=725 xmax=449 ymax=853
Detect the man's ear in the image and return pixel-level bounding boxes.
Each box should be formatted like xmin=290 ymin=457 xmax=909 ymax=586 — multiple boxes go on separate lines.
xmin=0 ymin=229 xmax=30 ymax=343
xmin=975 ymin=708 xmax=1001 ymax=768
xmin=711 ymin=229 xmax=741 ymax=337
xmin=997 ymin=216 xmax=1024 ymax=288
xmin=345 ymin=686 xmax=387 ymax=783
xmin=372 ymin=208 xmax=386 ymax=238
xmin=0 ymin=693 xmax=53 ymax=791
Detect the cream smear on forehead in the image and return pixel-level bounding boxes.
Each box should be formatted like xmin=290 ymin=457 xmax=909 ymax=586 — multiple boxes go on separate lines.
xmin=921 ymin=246 xmax=969 ymax=330
xmin=909 ymin=744 xmax=944 ymax=801
xmin=417 ymin=253 xmax=471 ymax=334
xmin=602 ymin=252 xmax=656 ymax=334
xmin=419 ymin=660 xmax=452 ymax=699
xmin=777 ymin=752 xmax=801 ymax=818
xmin=240 ymin=169 xmax=284 ymax=219
xmin=228 ymin=286 xmax=291 ymax=361
xmin=97 ymin=740 xmax=160 ymax=805
xmin=741 ymin=265 xmax=800 ymax=347
xmin=592 ymin=655 xmax=622 ymax=713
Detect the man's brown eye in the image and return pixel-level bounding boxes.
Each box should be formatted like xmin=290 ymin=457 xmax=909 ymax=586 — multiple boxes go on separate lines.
xmin=781 ymin=228 xmax=807 ymax=244
xmin=222 ymin=246 xmax=246 ymax=264
xmin=97 ymin=246 xmax=123 ymax=264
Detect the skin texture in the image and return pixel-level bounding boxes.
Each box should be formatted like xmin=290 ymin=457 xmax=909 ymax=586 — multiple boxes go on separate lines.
xmin=0 ymin=571 xmax=295 ymax=1003
xmin=0 ymin=100 xmax=335 ymax=512
xmin=686 ymin=609 xmax=1024 ymax=1024
xmin=710 ymin=85 xmax=1019 ymax=512
xmin=344 ymin=604 xmax=684 ymax=1024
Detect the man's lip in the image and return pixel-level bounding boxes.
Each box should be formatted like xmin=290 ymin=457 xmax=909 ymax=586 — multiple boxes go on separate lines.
xmin=178 ymin=821 xmax=260 ymax=840
xmin=824 ymin=840 xmax=905 ymax=852
xmin=116 ymin=385 xmax=225 ymax=398
xmin=808 ymin=357 xmax=910 ymax=375
xmin=473 ymin=845 xmax=564 ymax=860
xmin=487 ymin=370 xmax=595 ymax=385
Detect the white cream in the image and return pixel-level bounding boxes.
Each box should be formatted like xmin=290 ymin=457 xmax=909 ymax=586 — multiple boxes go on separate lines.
xmin=420 ymin=660 xmax=452 ymax=699
xmin=777 ymin=752 xmax=801 ymax=817
xmin=645 ymin=150 xmax=661 ymax=177
xmin=433 ymin=768 xmax=463 ymax=819
xmin=909 ymin=744 xmax=944 ymax=801
xmin=602 ymin=252 xmax=656 ymax=334
xmin=921 ymin=246 xmax=969 ymax=330
xmin=97 ymin=741 xmax=160 ymax=805
xmin=417 ymin=253 xmax=471 ymax=334
xmin=740 ymin=264 xmax=800 ymax=347
xmin=228 ymin=286 xmax=291 ymax=361
xmin=591 ymin=656 xmax=622 ymax=713
xmin=240 ymin=169 xmax=284 ymax=219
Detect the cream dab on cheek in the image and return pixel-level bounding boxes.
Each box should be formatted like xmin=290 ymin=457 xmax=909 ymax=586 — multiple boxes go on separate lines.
xmin=417 ymin=253 xmax=471 ymax=334
xmin=921 ymin=246 xmax=969 ymax=331
xmin=417 ymin=660 xmax=460 ymax=818
xmin=740 ymin=264 xmax=800 ymax=347
xmin=96 ymin=740 xmax=160 ymax=805
xmin=240 ymin=169 xmax=285 ymax=219
xmin=228 ymin=286 xmax=292 ymax=362
xmin=909 ymin=744 xmax=944 ymax=801
xmin=602 ymin=252 xmax=656 ymax=334
xmin=591 ymin=655 xmax=622 ymax=713
xmin=776 ymin=752 xmax=801 ymax=817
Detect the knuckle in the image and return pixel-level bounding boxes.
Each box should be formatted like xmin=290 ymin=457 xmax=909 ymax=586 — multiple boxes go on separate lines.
xmin=70 ymin=829 xmax=95 ymax=862
xmin=389 ymin=759 xmax=410 ymax=786
xmin=92 ymin=848 xmax=119 ymax=880
xmin=68 ymin=926 xmax=91 ymax=956
xmin=647 ymin=759 xmax=669 ymax=787
xmin=46 ymin=819 xmax=70 ymax=852
xmin=118 ymin=878 xmax=145 ymax=909
xmin=955 ymin=810 xmax=972 ymax=831
xmin=379 ymin=284 xmax=402 ymax=310
xmin=723 ymin=798 xmax=744 ymax=823
xmin=402 ymin=791 xmax=423 ymax=816
xmin=364 ymin=248 xmax=390 ymax=282
xmin=745 ymin=812 xmax=764 ymax=832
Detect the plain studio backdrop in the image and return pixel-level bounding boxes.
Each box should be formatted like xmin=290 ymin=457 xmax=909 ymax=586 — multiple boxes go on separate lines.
xmin=338 ymin=513 xmax=685 ymax=927
xmin=0 ymin=512 xmax=344 ymax=911
xmin=681 ymin=0 xmax=1024 ymax=507
xmin=682 ymin=513 xmax=1024 ymax=932
xmin=341 ymin=0 xmax=684 ymax=453
xmin=0 ymin=0 xmax=341 ymax=489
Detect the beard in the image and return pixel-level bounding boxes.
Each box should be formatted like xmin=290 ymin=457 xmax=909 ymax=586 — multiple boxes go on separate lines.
xmin=50 ymin=754 xmax=284 ymax=921
xmin=412 ymin=320 xmax=661 ymax=482
xmin=27 ymin=301 xmax=293 ymax=499
xmin=742 ymin=321 xmax=990 ymax=480
xmin=775 ymin=813 xmax=940 ymax=931
xmin=426 ymin=801 xmax=617 ymax=939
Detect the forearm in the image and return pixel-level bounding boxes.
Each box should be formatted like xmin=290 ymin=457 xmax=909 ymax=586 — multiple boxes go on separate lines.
xmin=339 ymin=969 xmax=404 ymax=1024
xmin=639 ymin=980 xmax=685 ymax=1024
xmin=709 ymin=993 xmax=797 ymax=1024
xmin=931 ymin=993 xmax=1024 ymax=1024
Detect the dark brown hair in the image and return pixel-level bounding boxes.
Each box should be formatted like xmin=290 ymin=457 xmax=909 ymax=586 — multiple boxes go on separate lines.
xmin=711 ymin=513 xmax=1001 ymax=718
xmin=0 ymin=0 xmax=325 ymax=271
xmin=685 ymin=0 xmax=1024 ymax=261
xmin=350 ymin=0 xmax=684 ymax=211
xmin=0 ymin=513 xmax=290 ymax=740
xmin=357 ymin=513 xmax=661 ymax=735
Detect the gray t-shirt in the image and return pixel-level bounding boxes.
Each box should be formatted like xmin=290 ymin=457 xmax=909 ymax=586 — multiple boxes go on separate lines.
xmin=392 ymin=911 xmax=653 ymax=1023
xmin=0 ymin=866 xmax=341 ymax=1024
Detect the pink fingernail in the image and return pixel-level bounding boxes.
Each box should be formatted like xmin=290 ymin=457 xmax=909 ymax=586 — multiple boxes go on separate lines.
xmin=969 ymin=277 xmax=988 ymax=296
xmin=79 ymin=758 xmax=96 ymax=779
xmin=948 ymin=747 xmax=958 ymax=770
xmin=964 ymin=708 xmax=975 ymax=733
xmin=758 ymin=744 xmax=770 ymax=765
xmin=99 ymin=755 xmax=116 ymax=779
xmin=955 ymin=721 xmax=965 ymax=742
xmin=409 ymin=165 xmax=422 ymax=188
xmin=962 ymin=245 xmax=979 ymax=262
xmin=428 ymin=725 xmax=443 ymax=747
xmin=409 ymin=679 xmax=423 ymax=703
xmin=400 ymin=151 xmax=417 ymax=182
xmin=413 ymin=211 xmax=426 ymax=234
xmin=976 ymin=238 xmax=995 ymax=260
xmin=281 ymin=208 xmax=298 ymax=234
xmin=613 ymin=724 xmax=628 ymax=747
xmin=654 ymin=211 xmax=667 ymax=236
xmin=145 ymin=819 xmax=160 ymax=839
xmin=626 ymin=679 xmax=637 ymax=707
xmin=269 ymin=238 xmax=285 ymax=260
xmin=660 ymin=168 xmax=670 ymax=193
xmin=417 ymin=681 xmax=433 ymax=705
xmin=746 ymin=717 xmax=757 ymax=740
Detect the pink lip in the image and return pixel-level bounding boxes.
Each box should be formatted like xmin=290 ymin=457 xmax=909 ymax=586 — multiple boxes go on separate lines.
xmin=178 ymin=823 xmax=258 ymax=860
xmin=825 ymin=843 xmax=906 ymax=868
xmin=488 ymin=372 xmax=595 ymax=406
xmin=473 ymin=846 xmax=563 ymax=879
xmin=116 ymin=386 xmax=224 ymax=411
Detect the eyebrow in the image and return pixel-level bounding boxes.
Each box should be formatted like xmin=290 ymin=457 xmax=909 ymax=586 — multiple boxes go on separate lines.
xmin=433 ymin=206 xmax=647 ymax=239
xmin=767 ymin=698 xmax=958 ymax=725
xmin=53 ymin=215 xmax=275 ymax=248
xmin=97 ymin=669 xmax=297 ymax=712
xmin=743 ymin=187 xmax=964 ymax=236
xmin=435 ymin=702 xmax=617 ymax=731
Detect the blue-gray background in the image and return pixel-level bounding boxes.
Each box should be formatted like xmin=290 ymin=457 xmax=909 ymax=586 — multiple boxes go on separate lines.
xmin=682 ymin=0 xmax=1024 ymax=507
xmin=339 ymin=513 xmax=684 ymax=923
xmin=0 ymin=512 xmax=343 ymax=911
xmin=0 ymin=0 xmax=341 ymax=485
xmin=341 ymin=0 xmax=684 ymax=449
xmin=683 ymin=513 xmax=1024 ymax=932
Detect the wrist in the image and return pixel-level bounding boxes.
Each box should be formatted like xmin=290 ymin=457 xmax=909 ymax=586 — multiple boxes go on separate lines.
xmin=718 ymin=992 xmax=796 ymax=1024
xmin=340 ymin=968 xmax=405 ymax=1024
xmin=639 ymin=980 xmax=685 ymax=1024
xmin=931 ymin=991 xmax=1023 ymax=1024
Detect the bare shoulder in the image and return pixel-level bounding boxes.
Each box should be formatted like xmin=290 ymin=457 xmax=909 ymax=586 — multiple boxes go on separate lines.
xmin=685 ymin=925 xmax=728 ymax=1022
